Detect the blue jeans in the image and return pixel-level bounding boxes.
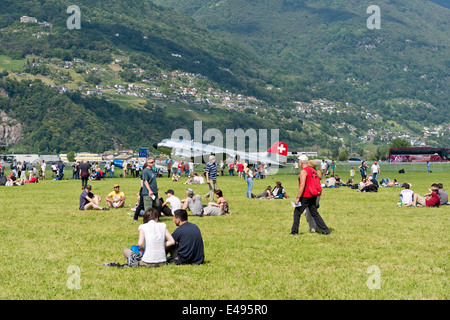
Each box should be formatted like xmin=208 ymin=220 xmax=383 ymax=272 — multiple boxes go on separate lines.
xmin=246 ymin=177 xmax=253 ymax=198
xmin=373 ymin=172 xmax=378 ymax=181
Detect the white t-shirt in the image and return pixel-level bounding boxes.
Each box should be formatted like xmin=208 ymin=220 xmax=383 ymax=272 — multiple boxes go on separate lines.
xmin=400 ymin=189 xmax=414 ymax=205
xmin=138 ymin=221 xmax=167 ymax=263
xmin=371 ymin=164 xmax=379 ymax=173
xmin=194 ymin=176 xmax=204 ymax=184
xmin=166 ymin=195 xmax=181 ymax=214
xmin=321 ymin=162 xmax=327 ymax=170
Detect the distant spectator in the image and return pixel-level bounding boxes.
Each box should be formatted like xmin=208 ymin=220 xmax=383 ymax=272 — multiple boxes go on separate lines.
xmin=106 ymin=184 xmax=126 ymax=208
xmin=51 ymin=163 xmax=57 ymax=178
xmin=237 ymin=161 xmax=244 ymax=179
xmin=181 ymin=188 xmax=204 ymax=216
xmin=397 ymin=183 xmax=414 ymax=207
xmin=204 ymin=155 xmax=217 ymax=202
xmin=166 ymin=158 xmax=173 ymax=178
xmin=57 ymin=161 xmax=65 ymax=179
xmin=161 ymin=189 xmax=181 ymax=216
xmin=330 ymin=161 xmax=336 ymax=176
xmin=228 ymin=162 xmax=235 ymax=176
xmin=184 ymin=162 xmax=190 ymax=177
xmin=245 ymin=164 xmax=254 ymax=198
xmin=349 ymin=167 xmax=355 ymax=184
xmin=437 ymin=183 xmax=448 ymax=206
xmin=323 ymin=176 xmax=336 ymax=188
xmin=359 ymin=161 xmax=368 ymax=180
xmin=79 ymin=160 xmax=91 ymax=189
xmin=203 ymin=189 xmax=229 ymax=216
xmin=272 ymin=181 xmax=289 ymax=199
xmin=104 ymin=161 xmax=111 ymax=178
xmin=25 ymin=177 xmax=38 ymax=183
xmin=193 ymin=173 xmax=204 ymax=184
xmin=320 ymin=159 xmax=328 ymax=175
xmin=371 ymin=161 xmax=380 ymax=181
xmin=255 ymin=186 xmax=273 ymax=199
xmin=79 ymin=185 xmax=109 ymax=211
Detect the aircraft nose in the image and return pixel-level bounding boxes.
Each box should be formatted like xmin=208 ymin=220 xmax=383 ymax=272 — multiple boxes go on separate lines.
xmin=153 ymin=143 xmax=158 ymax=150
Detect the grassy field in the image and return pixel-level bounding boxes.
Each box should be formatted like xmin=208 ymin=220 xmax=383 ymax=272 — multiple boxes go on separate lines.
xmin=0 ymin=170 xmax=448 ymax=300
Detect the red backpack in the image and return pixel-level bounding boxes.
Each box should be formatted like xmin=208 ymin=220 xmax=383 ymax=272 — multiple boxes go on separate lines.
xmin=305 ymin=168 xmax=322 ymax=197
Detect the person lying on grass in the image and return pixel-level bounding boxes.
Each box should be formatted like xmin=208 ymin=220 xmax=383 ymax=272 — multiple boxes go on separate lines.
xmin=404 ymin=186 xmax=440 ymax=208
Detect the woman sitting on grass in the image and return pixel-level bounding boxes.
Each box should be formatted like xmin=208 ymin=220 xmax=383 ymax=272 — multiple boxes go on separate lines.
xmin=122 ymin=208 xmax=175 ymax=267
xmin=255 ymin=186 xmax=273 ymax=199
xmin=203 ymin=189 xmax=229 ymax=216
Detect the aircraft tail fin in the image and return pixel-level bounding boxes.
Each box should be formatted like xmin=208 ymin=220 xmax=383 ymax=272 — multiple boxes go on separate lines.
xmin=266 ymin=142 xmax=288 ymax=156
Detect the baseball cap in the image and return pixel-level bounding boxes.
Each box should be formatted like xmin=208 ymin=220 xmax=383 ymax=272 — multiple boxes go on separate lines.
xmin=186 ymin=188 xmax=194 ymax=195
xmin=113 ymin=184 xmax=120 ymax=188
xmin=165 ymin=189 xmax=174 ymax=195
xmin=298 ymin=154 xmax=309 ymax=162
xmin=85 ymin=185 xmax=92 ymax=190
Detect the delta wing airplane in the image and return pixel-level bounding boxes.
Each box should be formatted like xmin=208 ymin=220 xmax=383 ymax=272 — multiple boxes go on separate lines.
xmin=152 ymin=139 xmax=288 ymax=166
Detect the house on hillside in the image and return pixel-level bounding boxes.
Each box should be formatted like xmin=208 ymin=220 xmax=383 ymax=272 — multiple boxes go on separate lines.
xmin=20 ymin=16 xmax=37 ymax=23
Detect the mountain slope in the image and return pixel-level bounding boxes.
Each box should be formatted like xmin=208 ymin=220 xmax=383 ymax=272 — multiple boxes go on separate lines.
xmin=0 ymin=0 xmax=448 ymax=154
xmin=154 ymin=0 xmax=450 ymax=111
xmin=0 ymin=0 xmax=273 ymax=95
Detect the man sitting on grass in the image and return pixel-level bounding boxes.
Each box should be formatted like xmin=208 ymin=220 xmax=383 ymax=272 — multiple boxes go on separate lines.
xmin=397 ymin=183 xmax=414 ymax=207
xmin=404 ymin=185 xmax=440 ymax=208
xmin=437 ymin=183 xmax=449 ymax=206
xmin=161 ymin=189 xmax=181 ymax=216
xmin=167 ymin=209 xmax=204 ymax=265
xmin=106 ymin=184 xmax=126 ymax=208
xmin=181 ymin=188 xmax=204 ymax=216
xmin=79 ymin=185 xmax=109 ymax=211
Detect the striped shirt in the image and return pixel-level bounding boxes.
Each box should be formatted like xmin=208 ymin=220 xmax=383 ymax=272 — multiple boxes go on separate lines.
xmin=205 ymin=162 xmax=217 ymax=180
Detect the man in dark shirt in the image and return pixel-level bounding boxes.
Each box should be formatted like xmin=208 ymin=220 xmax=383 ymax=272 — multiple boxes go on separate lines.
xmin=57 ymin=161 xmax=65 ymax=179
xmin=79 ymin=185 xmax=108 ymax=210
xmin=79 ymin=160 xmax=91 ymax=189
xmin=167 ymin=209 xmax=204 ymax=265
xmin=142 ymin=158 xmax=159 ymax=211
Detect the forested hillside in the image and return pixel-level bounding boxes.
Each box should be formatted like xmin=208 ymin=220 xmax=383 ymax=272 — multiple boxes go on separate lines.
xmin=154 ymin=0 xmax=449 ymax=113
xmin=0 ymin=0 xmax=448 ymax=156
xmin=0 ymin=0 xmax=273 ymax=95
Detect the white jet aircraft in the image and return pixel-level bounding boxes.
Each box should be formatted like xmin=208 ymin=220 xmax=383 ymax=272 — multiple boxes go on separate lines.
xmin=152 ymin=139 xmax=288 ymax=166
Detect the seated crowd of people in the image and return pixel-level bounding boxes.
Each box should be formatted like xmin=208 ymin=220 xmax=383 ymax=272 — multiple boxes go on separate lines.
xmin=398 ymin=182 xmax=448 ymax=208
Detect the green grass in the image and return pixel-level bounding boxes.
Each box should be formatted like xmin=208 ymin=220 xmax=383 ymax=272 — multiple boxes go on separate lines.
xmin=0 ymin=55 xmax=25 ymax=73
xmin=0 ymin=170 xmax=448 ymax=299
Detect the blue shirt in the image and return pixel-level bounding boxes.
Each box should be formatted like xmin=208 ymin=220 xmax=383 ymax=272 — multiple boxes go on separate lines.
xmin=205 ymin=162 xmax=217 ymax=180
